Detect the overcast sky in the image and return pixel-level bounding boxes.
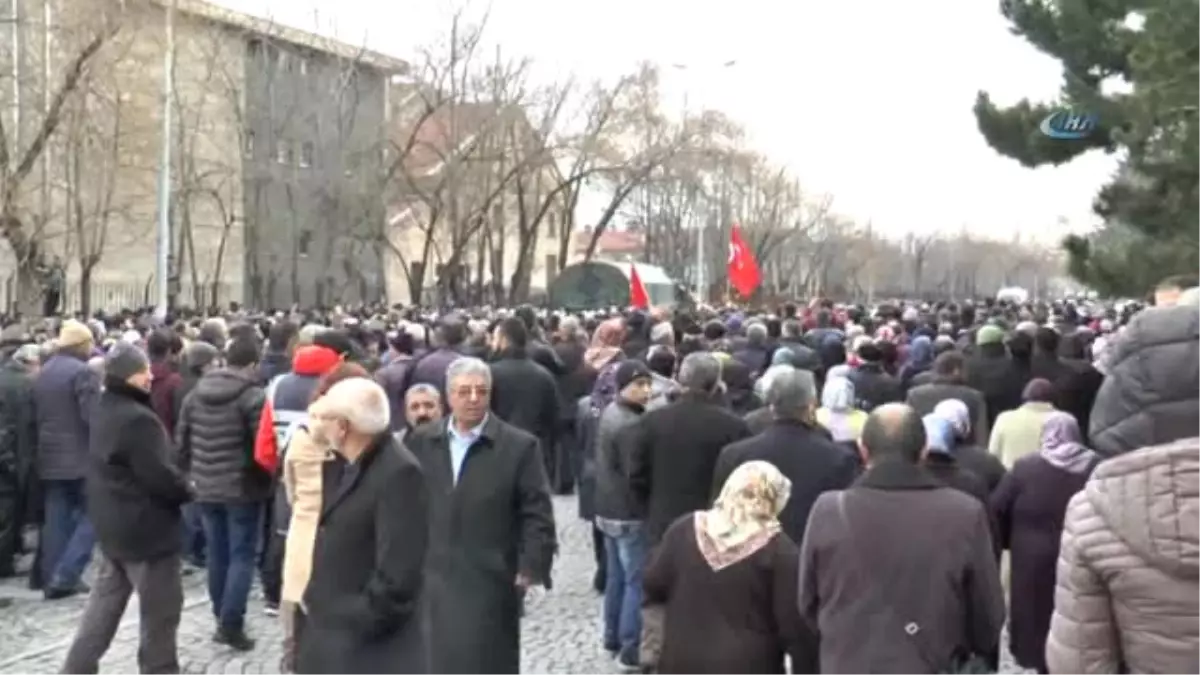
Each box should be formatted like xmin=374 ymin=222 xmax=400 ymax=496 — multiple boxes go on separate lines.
xmin=216 ymin=0 xmax=1119 ymax=243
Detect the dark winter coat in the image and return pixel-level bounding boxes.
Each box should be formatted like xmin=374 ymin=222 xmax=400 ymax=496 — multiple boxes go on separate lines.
xmin=1030 ymin=354 xmax=1102 ymax=444
xmin=374 ymin=356 xmax=413 ymax=432
xmin=627 ymin=391 xmax=751 ymax=545
xmin=954 ymin=443 xmax=1007 ymax=495
xmin=643 ymin=516 xmax=810 ymax=674
xmin=906 ymin=379 xmax=990 ymax=446
xmin=0 ymin=361 xmax=37 ymax=489
xmin=712 ymin=419 xmax=859 ymax=547
xmin=593 ymin=399 xmax=645 ymax=521
xmin=798 ymin=460 xmax=1005 ymax=673
xmin=489 ymin=350 xmax=561 ymax=472
xmin=850 ymin=362 xmax=904 ymax=412
xmin=405 ymin=415 xmax=557 ymax=674
xmin=176 ymin=369 xmax=269 ymax=503
xmin=990 ymin=454 xmax=1093 ymax=672
xmin=258 ymin=350 xmax=291 ymax=385
xmin=966 ymin=344 xmax=1028 ymax=431
xmin=297 ymin=434 xmax=429 ymax=674
xmin=34 ymin=352 xmax=100 ymax=480
xmin=86 ymin=380 xmax=192 ymax=562
xmin=149 ymin=360 xmax=183 ymax=439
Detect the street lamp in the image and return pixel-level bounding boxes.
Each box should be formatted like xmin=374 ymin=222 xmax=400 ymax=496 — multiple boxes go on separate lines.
xmin=671 ymin=60 xmax=738 ymax=303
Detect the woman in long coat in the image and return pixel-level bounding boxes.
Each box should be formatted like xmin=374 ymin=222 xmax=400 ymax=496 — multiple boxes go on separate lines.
xmin=642 ymin=461 xmax=807 ymax=673
xmin=990 ymin=412 xmax=1096 ymax=674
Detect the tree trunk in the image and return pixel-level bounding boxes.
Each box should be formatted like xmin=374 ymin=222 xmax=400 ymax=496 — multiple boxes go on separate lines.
xmin=79 ymin=260 xmax=94 ymax=317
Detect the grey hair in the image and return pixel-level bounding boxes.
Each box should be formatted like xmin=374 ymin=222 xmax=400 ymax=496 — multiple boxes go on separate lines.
xmin=766 ymin=368 xmax=817 ymax=418
xmin=782 ymin=319 xmax=803 ymax=338
xmin=405 ymin=382 xmax=439 ymax=401
xmin=650 ymin=322 xmax=675 ymax=345
xmin=746 ymin=322 xmax=768 ymax=344
xmin=317 ymin=378 xmax=390 ymax=435
xmin=297 ymin=324 xmax=328 ymax=346
xmin=677 ymin=352 xmax=721 ymax=392
xmin=446 ymin=356 xmax=492 ymax=387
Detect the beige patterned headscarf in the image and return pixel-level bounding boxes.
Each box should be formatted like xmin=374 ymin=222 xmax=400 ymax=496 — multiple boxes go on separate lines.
xmin=695 ymin=460 xmax=792 ymax=571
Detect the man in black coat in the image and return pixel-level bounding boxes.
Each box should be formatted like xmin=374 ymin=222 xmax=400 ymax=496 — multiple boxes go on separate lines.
xmin=906 ymin=351 xmax=990 ymax=446
xmin=406 ymin=356 xmax=556 ymax=674
xmin=489 ymin=317 xmax=562 ymax=489
xmin=712 ymin=368 xmax=856 ymax=674
xmin=966 ymin=325 xmax=1028 ymax=431
xmin=62 ymin=343 xmax=192 ymax=674
xmin=297 ymin=378 xmax=429 ymax=674
xmin=0 ymin=344 xmax=38 ymax=578
xmin=850 ymin=343 xmax=903 ymax=412
xmin=628 ymin=352 xmax=751 ymax=547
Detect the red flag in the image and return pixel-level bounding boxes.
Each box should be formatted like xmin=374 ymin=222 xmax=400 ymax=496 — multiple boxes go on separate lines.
xmin=727 ymin=224 xmax=761 ymax=297
xmin=629 ymin=264 xmax=650 ymax=309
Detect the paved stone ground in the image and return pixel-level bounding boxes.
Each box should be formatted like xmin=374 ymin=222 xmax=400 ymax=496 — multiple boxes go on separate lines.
xmin=0 ymin=496 xmax=1028 ymax=673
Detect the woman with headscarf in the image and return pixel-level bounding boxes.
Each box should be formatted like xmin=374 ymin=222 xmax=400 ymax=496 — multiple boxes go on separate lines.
xmin=897 ymin=335 xmax=934 ymax=393
xmin=579 ymin=317 xmax=627 ymax=593
xmin=641 ymin=461 xmax=810 ymax=673
xmin=932 ymin=398 xmax=1007 ymax=494
xmin=584 ymin=318 xmax=625 ymax=373
xmin=816 ymin=376 xmax=867 ymax=446
xmin=990 ymin=412 xmax=1097 ymax=674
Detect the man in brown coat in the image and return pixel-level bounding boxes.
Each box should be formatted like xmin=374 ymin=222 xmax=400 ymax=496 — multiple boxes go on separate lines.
xmin=798 ymin=403 xmax=1004 ymax=673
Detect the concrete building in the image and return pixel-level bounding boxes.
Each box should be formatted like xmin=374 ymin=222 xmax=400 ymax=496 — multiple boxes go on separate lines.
xmin=0 ymin=0 xmax=408 ymax=311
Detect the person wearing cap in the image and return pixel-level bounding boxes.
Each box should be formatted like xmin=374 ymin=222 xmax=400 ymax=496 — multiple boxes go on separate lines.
xmin=593 ymin=359 xmax=654 ymax=671
xmin=62 ymin=343 xmax=192 ymax=673
xmin=0 ymin=342 xmax=39 ymax=579
xmin=849 ymin=341 xmax=903 ymax=413
xmin=967 ymin=324 xmax=1030 ymax=433
xmin=33 ymin=319 xmax=101 ymax=599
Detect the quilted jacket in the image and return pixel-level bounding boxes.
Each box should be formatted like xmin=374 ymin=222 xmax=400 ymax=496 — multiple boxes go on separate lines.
xmin=1045 ymin=439 xmax=1198 ymax=673
xmin=1045 ymin=304 xmax=1199 ymax=673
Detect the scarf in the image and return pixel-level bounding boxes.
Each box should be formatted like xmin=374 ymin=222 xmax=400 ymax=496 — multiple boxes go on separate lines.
xmin=1039 ymin=411 xmax=1097 ymax=474
xmin=695 ymin=461 xmax=791 ymax=571
xmin=820 ymin=376 xmax=858 ymax=442
xmin=583 ymin=318 xmax=624 ymax=370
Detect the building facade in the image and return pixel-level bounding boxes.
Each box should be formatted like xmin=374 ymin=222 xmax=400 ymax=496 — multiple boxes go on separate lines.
xmin=0 ymin=0 xmax=407 ymax=311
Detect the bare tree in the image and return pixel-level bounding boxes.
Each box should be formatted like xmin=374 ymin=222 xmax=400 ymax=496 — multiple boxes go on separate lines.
xmin=60 ymin=70 xmax=126 ymax=315
xmin=0 ymin=8 xmax=120 ymax=314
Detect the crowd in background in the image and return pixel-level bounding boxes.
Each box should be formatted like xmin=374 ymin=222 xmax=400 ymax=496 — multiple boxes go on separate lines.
xmin=0 ymin=274 xmax=1195 ymax=674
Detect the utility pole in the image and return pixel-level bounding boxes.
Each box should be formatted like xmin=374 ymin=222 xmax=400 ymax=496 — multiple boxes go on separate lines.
xmin=154 ymin=0 xmax=177 ymax=318
xmin=9 ymin=0 xmax=19 ymax=152
xmin=672 ymin=60 xmax=737 ymax=304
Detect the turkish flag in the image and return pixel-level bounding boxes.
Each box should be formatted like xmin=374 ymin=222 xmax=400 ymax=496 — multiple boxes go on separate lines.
xmin=629 ymin=264 xmax=650 ymax=309
xmin=727 ymin=224 xmax=761 ymax=297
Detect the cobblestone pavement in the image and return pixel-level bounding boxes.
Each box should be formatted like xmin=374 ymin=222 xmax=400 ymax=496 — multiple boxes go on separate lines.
xmin=0 ymin=495 xmax=1028 ymax=673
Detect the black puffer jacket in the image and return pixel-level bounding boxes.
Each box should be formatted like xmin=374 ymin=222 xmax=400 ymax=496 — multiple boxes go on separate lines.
xmin=1089 ymin=304 xmax=1200 ymax=456
xmin=176 ymin=368 xmax=269 ymax=502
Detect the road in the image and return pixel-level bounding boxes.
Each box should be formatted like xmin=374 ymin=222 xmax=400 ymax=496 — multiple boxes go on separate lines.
xmin=0 ymin=496 xmax=1027 ymax=673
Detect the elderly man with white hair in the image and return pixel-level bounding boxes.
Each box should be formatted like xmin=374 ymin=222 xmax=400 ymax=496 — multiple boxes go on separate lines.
xmin=405 ymin=356 xmax=556 ymax=674
xmin=295 ymin=377 xmax=430 ymax=674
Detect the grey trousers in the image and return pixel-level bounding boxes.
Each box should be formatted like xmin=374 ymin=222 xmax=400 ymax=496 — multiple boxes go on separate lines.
xmin=61 ymin=552 xmax=183 ymax=674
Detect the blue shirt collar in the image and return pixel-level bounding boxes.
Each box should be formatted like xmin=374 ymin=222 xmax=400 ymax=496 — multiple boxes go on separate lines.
xmin=447 ymin=415 xmax=488 ymax=442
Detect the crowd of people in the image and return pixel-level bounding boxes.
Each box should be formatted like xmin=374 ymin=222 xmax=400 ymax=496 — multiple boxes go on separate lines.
xmin=0 ymin=278 xmax=1195 ymax=674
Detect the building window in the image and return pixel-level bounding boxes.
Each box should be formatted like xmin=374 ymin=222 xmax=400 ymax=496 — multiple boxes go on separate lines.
xmin=545 ymin=213 xmax=557 ymax=238
xmin=278 ymin=51 xmax=289 ymax=73
xmin=299 ymin=58 xmax=309 ymax=76
xmin=244 ymin=130 xmax=255 ymax=157
xmin=276 ymin=140 xmax=289 ymax=165
xmin=300 ymin=141 xmax=314 ymax=168
xmin=248 ymin=39 xmax=261 ymax=59
xmin=298 ymin=230 xmax=312 ymax=257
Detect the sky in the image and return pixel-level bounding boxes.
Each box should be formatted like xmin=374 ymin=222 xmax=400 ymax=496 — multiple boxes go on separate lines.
xmin=216 ymin=0 xmax=1120 ymax=244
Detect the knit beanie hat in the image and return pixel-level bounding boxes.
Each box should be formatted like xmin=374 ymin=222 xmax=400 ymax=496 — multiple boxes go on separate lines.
xmin=104 ymin=342 xmax=150 ymax=382
xmin=615 ymin=360 xmax=652 ymax=390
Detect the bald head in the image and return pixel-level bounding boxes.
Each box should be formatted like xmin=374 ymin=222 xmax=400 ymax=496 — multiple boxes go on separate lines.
xmin=860 ymin=403 xmax=926 ymax=463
